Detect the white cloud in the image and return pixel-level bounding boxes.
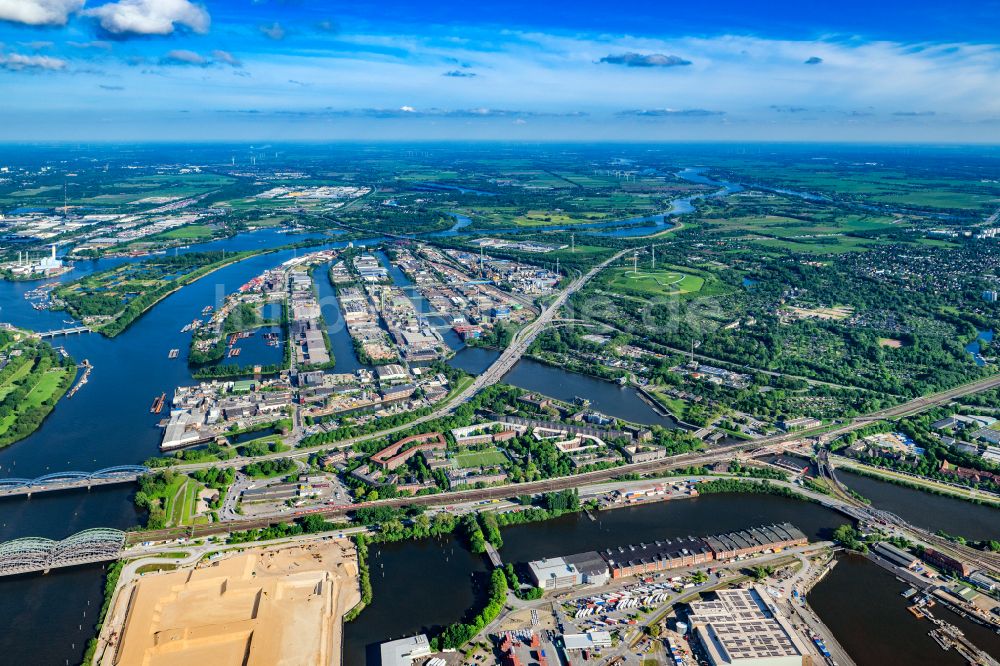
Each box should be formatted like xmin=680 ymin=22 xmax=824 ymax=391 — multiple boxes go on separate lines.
xmin=0 ymin=0 xmax=83 ymax=26
xmin=211 ymin=49 xmax=240 ymax=67
xmin=161 ymin=49 xmax=205 ymax=65
xmin=259 ymin=22 xmax=285 ymax=40
xmin=0 ymin=52 xmax=67 ymax=71
xmin=83 ymin=0 xmax=209 ymax=36
xmin=6 ymin=22 xmax=1000 ymax=141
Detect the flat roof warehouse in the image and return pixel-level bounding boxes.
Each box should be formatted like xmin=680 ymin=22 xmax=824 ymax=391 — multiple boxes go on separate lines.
xmin=529 ymin=523 xmax=807 ymax=589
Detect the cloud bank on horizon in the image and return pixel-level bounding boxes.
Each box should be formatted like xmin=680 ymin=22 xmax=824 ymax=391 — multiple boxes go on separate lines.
xmin=0 ymin=0 xmax=998 ymax=141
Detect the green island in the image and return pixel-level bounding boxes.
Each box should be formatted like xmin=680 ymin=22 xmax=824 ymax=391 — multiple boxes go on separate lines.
xmin=53 ymin=250 xmax=266 ymax=336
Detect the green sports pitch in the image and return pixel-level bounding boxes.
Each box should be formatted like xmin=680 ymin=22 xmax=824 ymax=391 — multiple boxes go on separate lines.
xmin=454 ymin=448 xmax=509 ymax=468
xmin=607 ymin=268 xmax=705 ymax=297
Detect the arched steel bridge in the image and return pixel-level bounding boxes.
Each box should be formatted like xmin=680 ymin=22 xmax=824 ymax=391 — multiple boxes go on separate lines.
xmin=0 ymin=528 xmax=126 ymax=576
xmin=0 ymin=465 xmax=149 ymax=497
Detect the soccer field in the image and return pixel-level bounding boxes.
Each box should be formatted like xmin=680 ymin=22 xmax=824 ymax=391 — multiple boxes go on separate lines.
xmin=455 ymin=449 xmax=509 ymax=468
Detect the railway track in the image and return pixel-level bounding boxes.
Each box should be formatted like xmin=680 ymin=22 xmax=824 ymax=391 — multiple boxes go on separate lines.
xmin=127 ymin=372 xmax=1000 ymax=547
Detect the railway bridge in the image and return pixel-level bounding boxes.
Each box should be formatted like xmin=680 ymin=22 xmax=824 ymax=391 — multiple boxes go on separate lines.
xmin=0 ymin=528 xmax=126 ymax=577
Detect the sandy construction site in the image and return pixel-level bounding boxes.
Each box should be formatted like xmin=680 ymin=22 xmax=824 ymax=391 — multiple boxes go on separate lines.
xmin=100 ymin=540 xmax=360 ymax=666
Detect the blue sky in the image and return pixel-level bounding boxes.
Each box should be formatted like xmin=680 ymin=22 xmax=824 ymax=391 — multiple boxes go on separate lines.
xmin=1 ymin=0 xmax=999 ymax=141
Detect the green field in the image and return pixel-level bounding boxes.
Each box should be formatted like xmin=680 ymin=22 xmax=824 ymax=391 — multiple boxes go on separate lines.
xmin=0 ymin=359 xmax=34 ymax=401
xmin=709 ymin=161 xmax=1000 ymax=212
xmin=455 ymin=448 xmax=509 ymax=468
xmin=162 ymin=476 xmax=208 ymax=526
xmin=23 ymin=370 xmax=68 ymax=408
xmin=607 ymin=268 xmax=705 ymax=297
xmin=154 ymin=224 xmax=215 ymax=240
xmin=0 ymin=343 xmax=75 ymax=448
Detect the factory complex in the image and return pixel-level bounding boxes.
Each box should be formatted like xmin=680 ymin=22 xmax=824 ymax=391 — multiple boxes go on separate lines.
xmin=689 ymin=587 xmax=810 ymax=666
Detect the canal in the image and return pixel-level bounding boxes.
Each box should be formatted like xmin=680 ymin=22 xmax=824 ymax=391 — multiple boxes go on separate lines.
xmin=449 ymin=347 xmax=680 ymax=428
xmin=314 ymin=260 xmax=364 ymax=374
xmin=838 ymin=469 xmax=1000 ymax=542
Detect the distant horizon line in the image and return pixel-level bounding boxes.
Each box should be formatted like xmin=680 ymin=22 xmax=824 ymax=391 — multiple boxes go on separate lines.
xmin=1 ymin=139 xmax=1000 ymax=147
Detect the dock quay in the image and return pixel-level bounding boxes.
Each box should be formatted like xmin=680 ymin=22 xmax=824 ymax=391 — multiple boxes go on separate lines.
xmin=865 ymin=550 xmax=1000 ymax=632
xmin=925 ymin=609 xmax=1000 ymax=666
xmin=66 ymin=360 xmax=91 ymax=398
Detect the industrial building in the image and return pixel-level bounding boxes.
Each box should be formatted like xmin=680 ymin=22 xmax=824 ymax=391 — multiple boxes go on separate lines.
xmin=528 ymin=551 xmax=612 ymax=590
xmin=921 ymin=548 xmax=973 ymax=577
xmin=703 ymin=523 xmax=808 ymax=560
xmin=528 ymin=557 xmax=582 ymax=590
xmin=379 ymin=634 xmax=431 ymax=666
xmin=527 ymin=524 xmax=809 ymax=587
xmin=967 ymin=571 xmax=998 ymax=593
xmin=689 ymin=587 xmax=810 ymax=666
xmin=603 ymin=536 xmax=713 ymax=579
xmin=872 ymin=542 xmax=919 ymax=570
xmin=563 ymin=630 xmax=612 ymax=653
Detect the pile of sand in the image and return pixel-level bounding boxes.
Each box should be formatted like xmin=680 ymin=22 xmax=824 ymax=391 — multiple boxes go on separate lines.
xmin=106 ymin=541 xmax=360 ymax=666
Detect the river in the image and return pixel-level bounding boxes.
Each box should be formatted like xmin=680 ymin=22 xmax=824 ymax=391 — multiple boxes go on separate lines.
xmin=0 ymin=229 xmax=384 ymax=665
xmin=419 ymin=167 xmax=744 ymax=239
xmin=838 ymin=469 xmax=1000 ymax=541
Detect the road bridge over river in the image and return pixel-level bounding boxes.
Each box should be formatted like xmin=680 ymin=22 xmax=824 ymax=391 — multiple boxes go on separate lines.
xmin=0 ymin=466 xmax=149 ymax=498
xmin=36 ymin=326 xmax=92 ymax=339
